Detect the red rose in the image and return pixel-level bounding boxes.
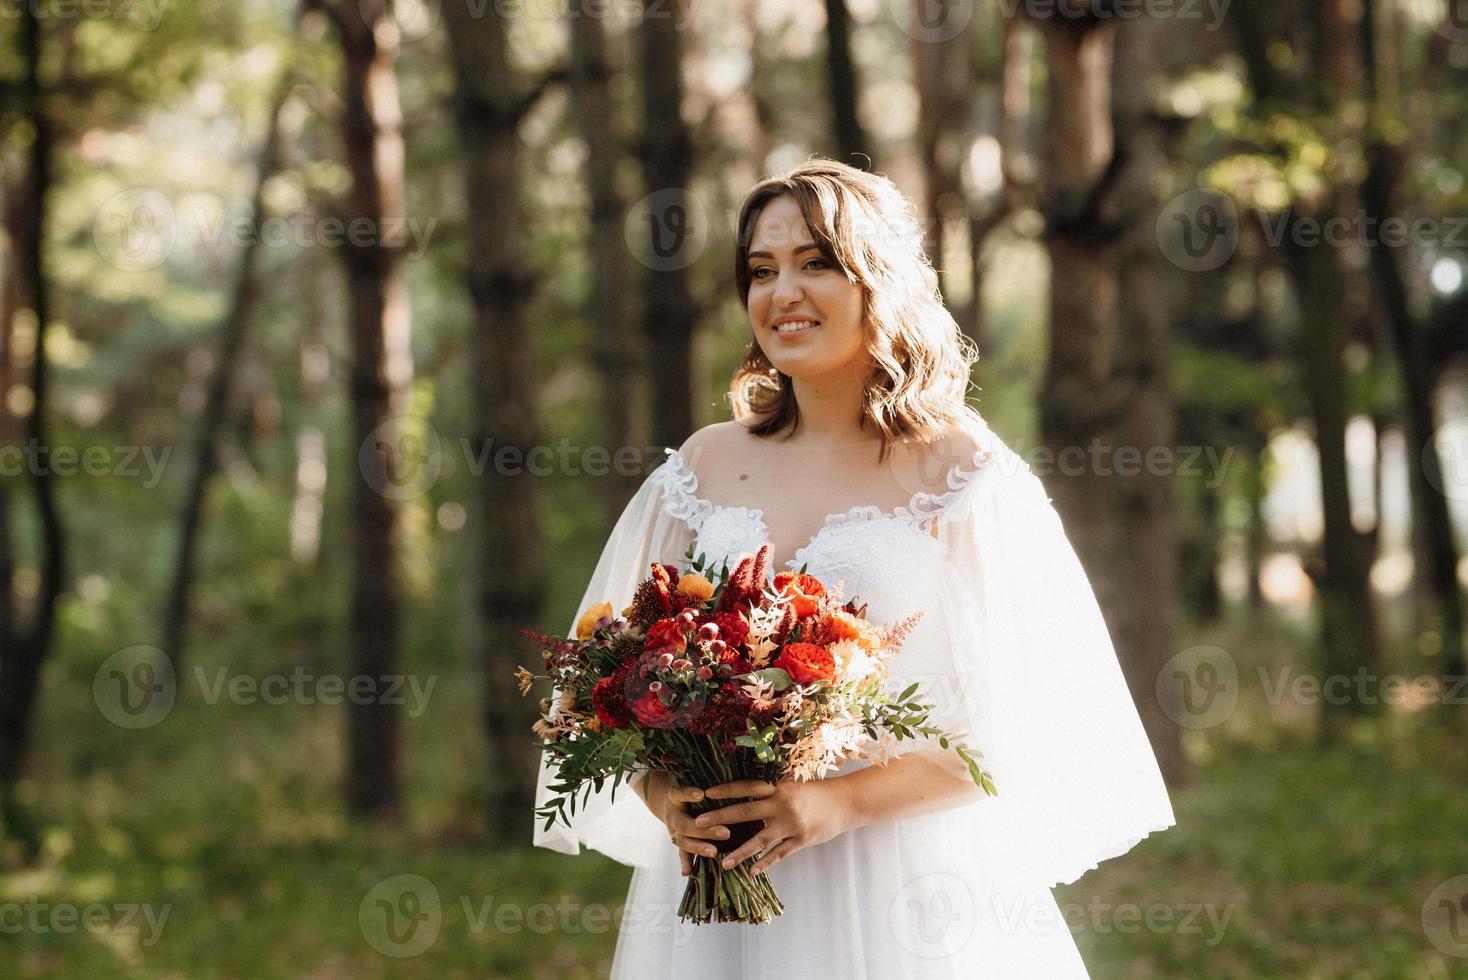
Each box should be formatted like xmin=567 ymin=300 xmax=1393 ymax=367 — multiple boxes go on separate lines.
xmin=774 ymin=641 xmax=835 ymax=685
xmin=592 ymin=675 xmax=633 ymax=728
xmin=643 ymin=618 xmax=687 ymax=652
xmin=632 ymin=690 xmax=678 ymax=729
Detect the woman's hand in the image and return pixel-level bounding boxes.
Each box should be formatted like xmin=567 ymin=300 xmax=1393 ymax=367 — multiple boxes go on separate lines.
xmin=644 ymin=772 xmax=732 ymax=876
xmin=693 ymin=776 xmax=852 ymax=875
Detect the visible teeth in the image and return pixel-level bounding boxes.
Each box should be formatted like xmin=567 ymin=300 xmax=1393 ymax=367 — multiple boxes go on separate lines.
xmin=775 ymin=320 xmax=818 ymax=333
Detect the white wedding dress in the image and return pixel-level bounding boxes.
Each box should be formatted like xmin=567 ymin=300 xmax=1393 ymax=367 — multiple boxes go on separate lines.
xmin=532 ymin=415 xmax=1176 ymax=978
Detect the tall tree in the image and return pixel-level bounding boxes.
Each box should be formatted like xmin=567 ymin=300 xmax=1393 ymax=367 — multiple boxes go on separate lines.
xmin=966 ymin=10 xmax=1035 ymax=354
xmin=0 ymin=5 xmax=68 ymax=819
xmin=1031 ymin=9 xmax=1187 ymax=781
xmin=1358 ymin=0 xmax=1464 ymax=680
xmin=313 ymin=0 xmax=415 ymax=817
xmin=910 ymin=4 xmax=966 ymax=299
xmin=1230 ymin=0 xmax=1380 ymax=732
xmin=569 ymin=3 xmax=642 ymax=510
xmin=640 ymin=0 xmax=698 ymax=450
xmin=825 ymin=0 xmax=869 ymax=165
xmin=442 ymin=0 xmax=552 ymax=835
xmin=1032 ymin=11 xmax=1125 ymax=585
xmin=163 ymin=74 xmax=294 ymax=671
xmin=1109 ymin=14 xmax=1187 ymax=784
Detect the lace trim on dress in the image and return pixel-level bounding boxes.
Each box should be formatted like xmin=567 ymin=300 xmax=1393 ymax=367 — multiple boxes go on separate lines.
xmin=821 ymin=443 xmax=1000 ymax=534
xmin=652 ymin=437 xmax=1002 ymax=545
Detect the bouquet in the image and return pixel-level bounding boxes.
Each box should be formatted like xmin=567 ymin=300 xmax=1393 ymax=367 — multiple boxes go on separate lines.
xmin=518 ymin=542 xmax=996 ymax=924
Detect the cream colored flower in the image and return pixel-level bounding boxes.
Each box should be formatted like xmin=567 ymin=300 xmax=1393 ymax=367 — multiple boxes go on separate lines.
xmin=829 ymin=639 xmax=878 ymax=684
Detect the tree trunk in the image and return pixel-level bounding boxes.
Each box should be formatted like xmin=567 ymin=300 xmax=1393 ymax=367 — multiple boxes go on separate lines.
xmin=333 ymin=0 xmax=412 ymax=819
xmin=911 ymin=7 xmax=965 ymax=297
xmin=0 ymin=5 xmax=67 ymax=802
xmin=824 ymin=0 xmax=869 ymax=165
xmin=569 ymin=3 xmax=642 ymax=513
xmin=1359 ymin=0 xmax=1463 ymax=679
xmin=443 ymin=0 xmax=548 ymax=838
xmin=1294 ymin=230 xmax=1378 ymax=731
xmin=163 ymin=75 xmax=293 ymax=671
xmin=1107 ymin=15 xmax=1188 ymax=786
xmin=640 ymin=0 xmax=697 ymax=450
xmin=966 ymin=11 xmax=1033 ymax=354
xmin=743 ymin=0 xmax=777 ymax=172
xmin=1034 ymin=18 xmax=1124 ymax=598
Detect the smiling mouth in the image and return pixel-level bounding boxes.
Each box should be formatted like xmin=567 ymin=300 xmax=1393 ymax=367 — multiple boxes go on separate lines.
xmin=773 ymin=320 xmax=820 ymax=334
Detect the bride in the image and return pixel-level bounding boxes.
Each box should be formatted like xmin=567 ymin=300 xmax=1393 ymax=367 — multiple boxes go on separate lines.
xmin=533 ymin=158 xmax=1176 ymax=978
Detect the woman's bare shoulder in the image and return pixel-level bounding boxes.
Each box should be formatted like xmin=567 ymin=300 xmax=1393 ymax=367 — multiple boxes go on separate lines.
xmin=673 ymin=420 xmax=767 ymax=482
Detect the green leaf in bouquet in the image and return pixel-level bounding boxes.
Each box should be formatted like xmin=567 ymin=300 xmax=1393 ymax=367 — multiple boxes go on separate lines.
xmin=744 ymin=668 xmax=793 ymax=690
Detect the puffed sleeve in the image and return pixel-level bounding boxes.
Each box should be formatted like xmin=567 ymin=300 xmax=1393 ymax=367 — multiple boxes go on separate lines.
xmin=531 ymin=456 xmax=696 ymax=868
xmin=908 ymin=436 xmax=1177 ymax=889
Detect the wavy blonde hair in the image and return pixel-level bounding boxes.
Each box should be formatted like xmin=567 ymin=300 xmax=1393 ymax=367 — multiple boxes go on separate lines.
xmin=727 ymin=157 xmax=984 ymax=463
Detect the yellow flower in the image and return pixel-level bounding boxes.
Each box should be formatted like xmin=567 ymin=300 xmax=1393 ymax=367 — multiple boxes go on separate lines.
xmin=676 ymin=572 xmax=714 ymax=601
xmin=575 ymin=601 xmax=614 ymax=640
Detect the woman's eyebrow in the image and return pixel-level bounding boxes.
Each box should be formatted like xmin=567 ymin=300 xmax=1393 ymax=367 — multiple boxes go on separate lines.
xmin=747 ymin=242 xmax=822 ymax=260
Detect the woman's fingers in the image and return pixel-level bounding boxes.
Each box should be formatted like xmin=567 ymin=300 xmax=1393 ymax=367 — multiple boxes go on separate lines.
xmin=671 ymin=826 xmax=723 ymax=860
xmin=703 ymin=780 xmax=774 ymax=800
xmin=720 ymin=828 xmax=787 ymax=869
xmin=672 ymin=812 xmax=730 ymax=844
xmin=749 ymin=840 xmax=795 ymax=875
xmin=666 ymin=785 xmax=706 ymax=806
xmin=693 ymin=799 xmax=771 ymax=828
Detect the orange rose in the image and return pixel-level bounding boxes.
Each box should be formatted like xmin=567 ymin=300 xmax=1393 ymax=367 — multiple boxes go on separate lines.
xmin=827 ymin=608 xmax=879 ymax=650
xmin=676 ymin=572 xmax=715 ymax=601
xmin=575 ymin=601 xmax=614 ymax=640
xmin=772 ymin=571 xmax=825 ymax=617
xmin=774 ymin=641 xmax=836 ymax=685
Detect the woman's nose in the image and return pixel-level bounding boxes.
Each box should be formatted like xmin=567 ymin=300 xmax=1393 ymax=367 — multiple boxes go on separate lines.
xmin=773 ymin=270 xmax=802 ymax=305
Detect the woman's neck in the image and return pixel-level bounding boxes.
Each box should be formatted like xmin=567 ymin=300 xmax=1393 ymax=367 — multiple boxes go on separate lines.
xmin=787 ymin=369 xmax=873 ymax=446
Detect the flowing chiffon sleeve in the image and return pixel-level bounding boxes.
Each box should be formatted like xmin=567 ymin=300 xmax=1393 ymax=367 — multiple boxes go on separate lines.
xmin=907 ymin=432 xmax=1177 ymax=889
xmin=531 ymin=457 xmax=696 ymax=869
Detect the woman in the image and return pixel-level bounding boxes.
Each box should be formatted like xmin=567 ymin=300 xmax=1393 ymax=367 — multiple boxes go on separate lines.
xmin=532 ymin=159 xmax=1176 ymax=977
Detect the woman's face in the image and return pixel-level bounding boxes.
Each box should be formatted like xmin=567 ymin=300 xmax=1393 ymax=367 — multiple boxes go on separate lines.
xmin=744 ymin=194 xmax=868 ymax=380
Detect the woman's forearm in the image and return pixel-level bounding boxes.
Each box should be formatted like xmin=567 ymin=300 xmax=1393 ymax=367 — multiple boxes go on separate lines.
xmin=832 ymin=752 xmax=986 ymax=832
xmin=632 ymin=769 xmax=667 ymax=822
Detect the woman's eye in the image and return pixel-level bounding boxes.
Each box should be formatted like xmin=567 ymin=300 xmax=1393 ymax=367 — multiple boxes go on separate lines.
xmin=750 ymin=260 xmax=826 ymax=279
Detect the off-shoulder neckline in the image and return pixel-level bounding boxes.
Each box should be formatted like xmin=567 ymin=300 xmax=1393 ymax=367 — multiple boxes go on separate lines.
xmin=650 ymin=426 xmax=1001 ymax=568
